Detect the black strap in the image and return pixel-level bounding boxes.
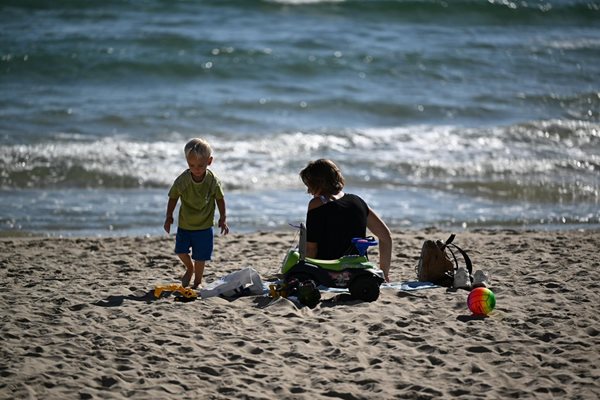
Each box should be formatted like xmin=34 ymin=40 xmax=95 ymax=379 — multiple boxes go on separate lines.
xmin=439 ymin=233 xmax=471 ymax=276
xmin=447 ymin=243 xmax=473 ymax=276
xmin=446 ymin=246 xmax=460 ymax=270
xmin=441 ymin=234 xmax=456 ymax=249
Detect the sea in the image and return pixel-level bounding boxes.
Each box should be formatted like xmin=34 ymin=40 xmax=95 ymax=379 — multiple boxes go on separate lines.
xmin=1 ymin=0 xmax=599 ymax=237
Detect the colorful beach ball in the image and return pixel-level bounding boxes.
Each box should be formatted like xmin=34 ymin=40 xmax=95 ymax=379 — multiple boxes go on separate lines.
xmin=467 ymin=287 xmax=496 ymax=316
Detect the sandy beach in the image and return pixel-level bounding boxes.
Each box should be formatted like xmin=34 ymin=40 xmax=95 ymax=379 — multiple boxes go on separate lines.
xmin=1 ymin=228 xmax=599 ymax=399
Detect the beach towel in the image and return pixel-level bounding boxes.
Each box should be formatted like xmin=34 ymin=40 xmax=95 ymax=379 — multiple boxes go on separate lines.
xmin=290 ymin=281 xmax=438 ymax=293
xmin=382 ymin=281 xmax=439 ymax=291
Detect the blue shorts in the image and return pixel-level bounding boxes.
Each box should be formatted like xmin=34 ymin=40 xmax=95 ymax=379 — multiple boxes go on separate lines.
xmin=174 ymin=227 xmax=213 ymax=261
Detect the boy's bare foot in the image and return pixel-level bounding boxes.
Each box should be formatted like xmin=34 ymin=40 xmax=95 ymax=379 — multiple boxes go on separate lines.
xmin=192 ymin=283 xmax=202 ymax=290
xmin=182 ymin=271 xmax=193 ymax=288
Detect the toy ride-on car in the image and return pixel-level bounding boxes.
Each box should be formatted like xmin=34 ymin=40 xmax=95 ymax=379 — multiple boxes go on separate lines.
xmin=281 ymin=223 xmax=385 ymax=302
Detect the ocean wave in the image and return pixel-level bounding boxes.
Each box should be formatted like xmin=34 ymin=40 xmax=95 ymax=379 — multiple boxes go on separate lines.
xmin=516 ymin=92 xmax=600 ymax=123
xmin=3 ymin=0 xmax=598 ymax=21
xmin=545 ymin=37 xmax=600 ymax=51
xmin=1 ymin=120 xmax=598 ymax=204
xmin=264 ymin=0 xmax=600 ymax=23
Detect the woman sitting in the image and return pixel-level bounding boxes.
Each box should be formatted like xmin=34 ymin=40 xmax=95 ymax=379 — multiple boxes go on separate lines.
xmin=299 ymin=159 xmax=392 ymax=282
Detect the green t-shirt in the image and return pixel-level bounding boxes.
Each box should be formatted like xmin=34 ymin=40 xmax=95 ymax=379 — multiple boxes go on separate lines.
xmin=168 ymin=169 xmax=224 ymax=230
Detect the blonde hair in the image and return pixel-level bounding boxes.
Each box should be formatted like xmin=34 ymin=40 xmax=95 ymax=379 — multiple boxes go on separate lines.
xmin=184 ymin=138 xmax=212 ymax=159
xmin=300 ymin=159 xmax=345 ymax=196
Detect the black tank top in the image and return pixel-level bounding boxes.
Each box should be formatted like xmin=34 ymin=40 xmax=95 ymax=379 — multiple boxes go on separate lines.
xmin=306 ymin=193 xmax=369 ymax=260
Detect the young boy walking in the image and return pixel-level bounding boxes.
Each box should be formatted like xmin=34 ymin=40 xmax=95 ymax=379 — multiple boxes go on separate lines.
xmin=164 ymin=138 xmax=229 ymax=288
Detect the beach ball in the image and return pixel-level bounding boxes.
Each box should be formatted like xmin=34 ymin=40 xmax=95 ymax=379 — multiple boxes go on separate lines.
xmin=467 ymin=287 xmax=496 ymax=316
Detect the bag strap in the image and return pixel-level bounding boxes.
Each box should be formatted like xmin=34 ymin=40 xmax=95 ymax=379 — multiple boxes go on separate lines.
xmin=440 ymin=233 xmax=456 ymax=249
xmin=446 ymin=243 xmax=473 ymax=276
xmin=439 ymin=234 xmax=472 ymax=276
xmin=445 ymin=245 xmax=460 ymax=271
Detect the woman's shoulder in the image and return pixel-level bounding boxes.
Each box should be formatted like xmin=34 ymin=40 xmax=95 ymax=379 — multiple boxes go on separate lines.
xmin=307 ymin=196 xmax=325 ymax=211
xmin=341 ymin=193 xmax=366 ymax=203
xmin=341 ymin=193 xmax=369 ymax=211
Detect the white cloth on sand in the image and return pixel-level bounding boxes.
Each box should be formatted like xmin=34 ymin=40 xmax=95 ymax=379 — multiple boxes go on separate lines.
xmin=200 ymin=267 xmax=265 ymax=299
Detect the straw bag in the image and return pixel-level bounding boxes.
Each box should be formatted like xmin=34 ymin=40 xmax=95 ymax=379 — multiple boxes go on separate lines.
xmin=416 ymin=234 xmax=472 ymax=287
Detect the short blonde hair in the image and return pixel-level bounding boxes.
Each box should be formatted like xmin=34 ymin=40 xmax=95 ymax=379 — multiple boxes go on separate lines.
xmin=300 ymin=159 xmax=345 ymax=196
xmin=184 ymin=138 xmax=212 ymax=159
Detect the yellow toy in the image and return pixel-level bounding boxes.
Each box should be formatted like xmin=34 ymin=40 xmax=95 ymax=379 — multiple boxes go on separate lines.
xmin=268 ymin=283 xmax=285 ymax=299
xmin=268 ymin=281 xmax=294 ymax=299
xmin=154 ymin=284 xmax=198 ymax=300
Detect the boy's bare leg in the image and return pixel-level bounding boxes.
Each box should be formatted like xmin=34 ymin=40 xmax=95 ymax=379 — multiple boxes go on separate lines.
xmin=177 ymin=253 xmax=194 ymax=287
xmin=192 ymin=260 xmax=206 ymax=289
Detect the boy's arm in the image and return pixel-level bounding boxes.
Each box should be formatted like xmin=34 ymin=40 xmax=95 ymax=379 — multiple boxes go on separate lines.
xmin=164 ymin=197 xmax=178 ymax=234
xmin=216 ymin=198 xmax=229 ymax=235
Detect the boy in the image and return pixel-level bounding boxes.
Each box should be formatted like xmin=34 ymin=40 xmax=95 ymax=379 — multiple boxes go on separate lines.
xmin=164 ymin=138 xmax=229 ymax=288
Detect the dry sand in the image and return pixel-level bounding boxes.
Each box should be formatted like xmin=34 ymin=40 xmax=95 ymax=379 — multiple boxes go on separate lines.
xmin=1 ymin=228 xmax=599 ymax=399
